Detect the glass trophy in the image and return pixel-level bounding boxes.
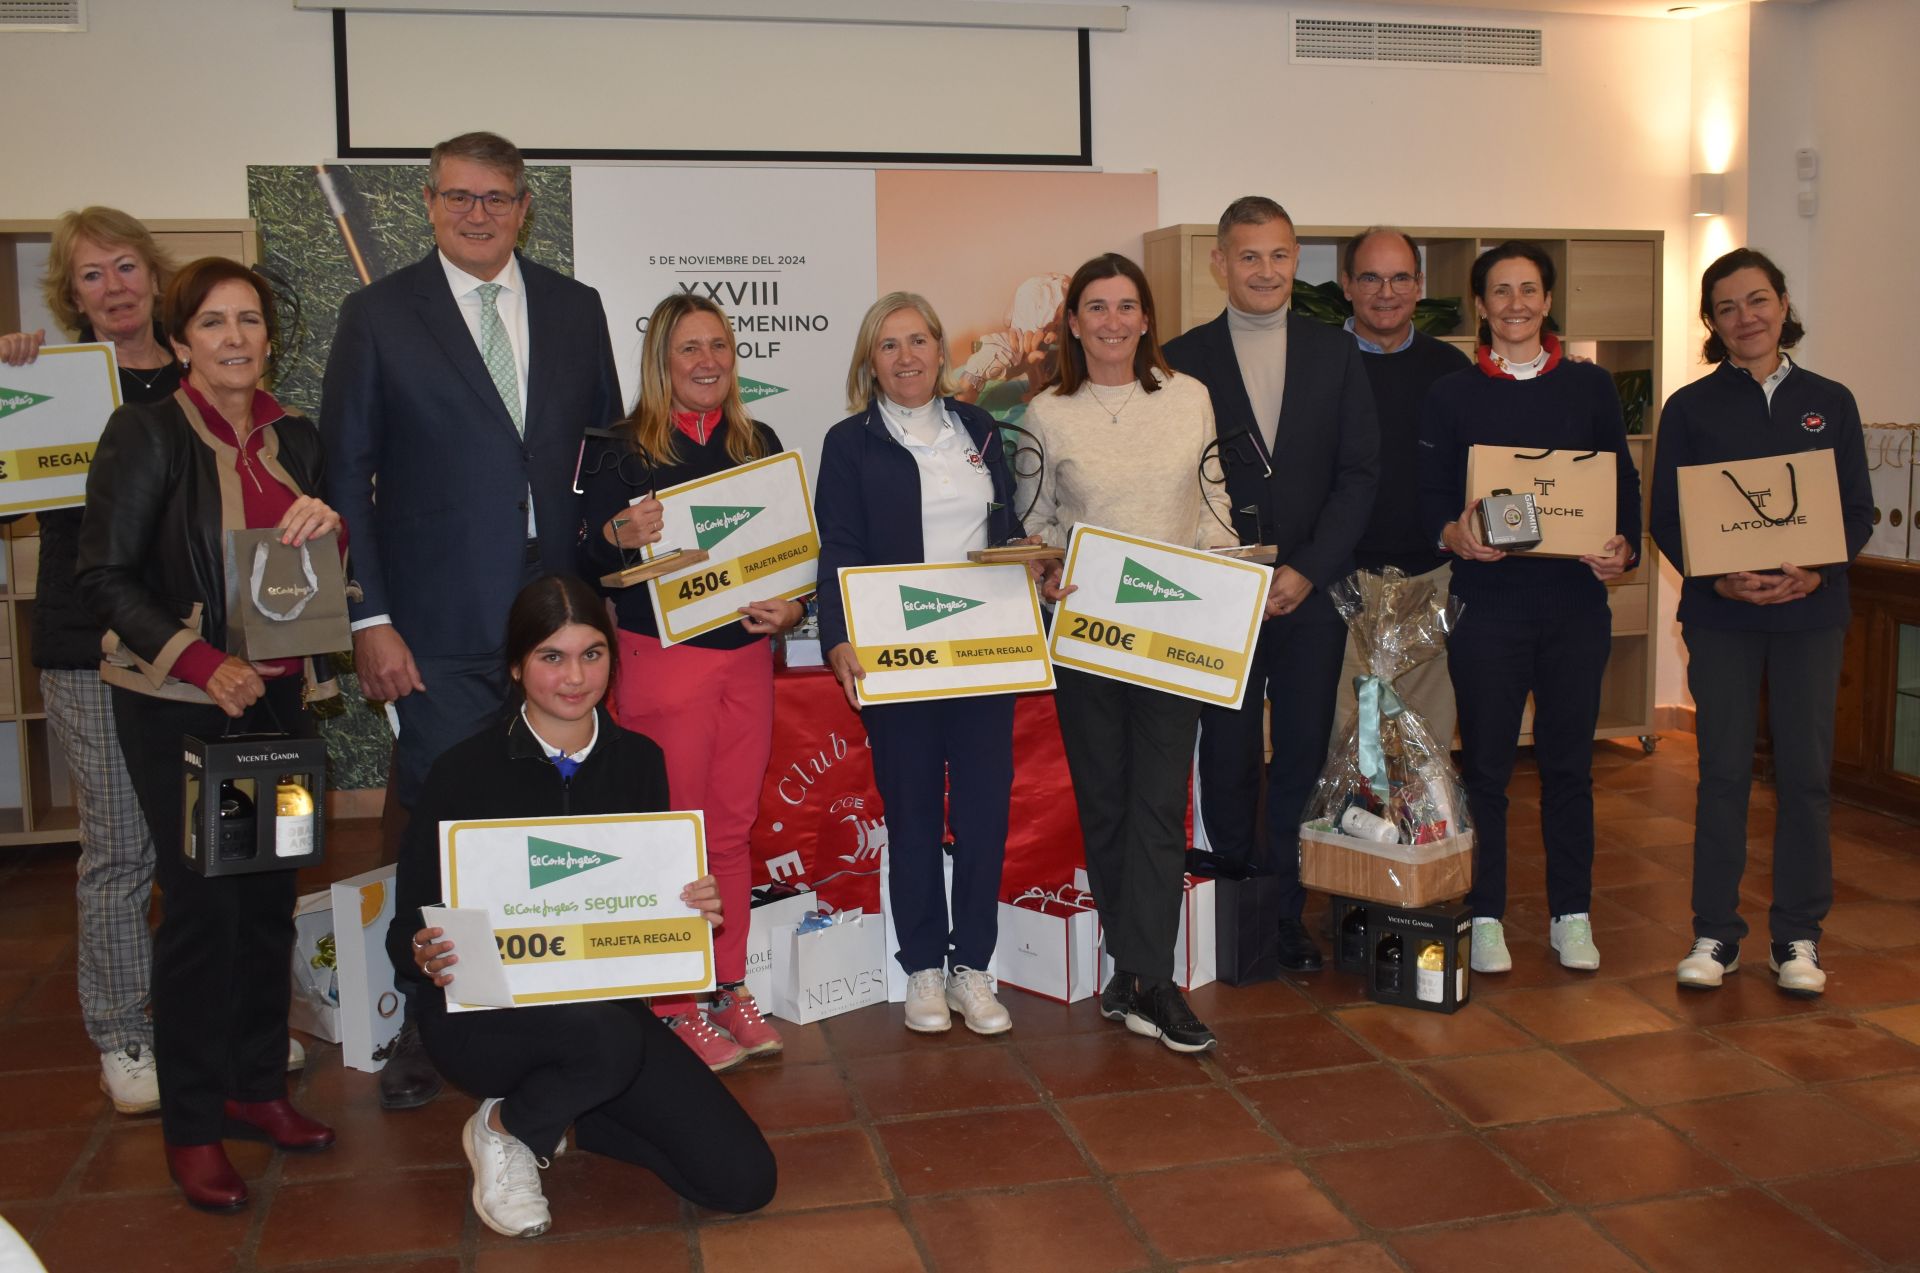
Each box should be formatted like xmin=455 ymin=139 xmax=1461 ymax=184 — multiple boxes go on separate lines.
xmin=574 ymin=427 xmax=711 ymax=588
xmin=968 ymin=420 xmax=1066 ymax=564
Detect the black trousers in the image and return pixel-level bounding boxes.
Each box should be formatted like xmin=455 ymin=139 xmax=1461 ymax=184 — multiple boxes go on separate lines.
xmin=1195 ymin=615 xmax=1348 ymax=916
xmin=113 ymin=679 xmax=309 ymax=1145
xmin=1054 ymin=667 xmax=1202 ymax=982
xmin=1685 ymin=624 xmax=1845 ymax=946
xmin=863 ymin=694 xmax=1015 ymax=974
xmin=420 ymin=996 xmax=775 ymax=1214
xmin=1448 ymin=605 xmax=1611 ymax=922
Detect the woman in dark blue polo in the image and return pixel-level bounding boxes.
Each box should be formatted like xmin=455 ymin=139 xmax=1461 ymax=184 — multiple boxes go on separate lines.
xmin=815 ymin=292 xmax=1027 ymax=1036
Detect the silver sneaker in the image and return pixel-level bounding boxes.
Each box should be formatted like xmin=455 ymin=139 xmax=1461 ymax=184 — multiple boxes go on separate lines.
xmin=946 ymin=966 xmax=1012 ymax=1035
xmin=100 ymin=1044 xmax=159 ymax=1114
xmin=1550 ymin=914 xmax=1601 ymax=971
xmin=462 ymin=1097 xmax=551 ymax=1238
xmin=1470 ymin=920 xmax=1512 ymax=974
xmin=904 ymin=968 xmax=952 ymax=1033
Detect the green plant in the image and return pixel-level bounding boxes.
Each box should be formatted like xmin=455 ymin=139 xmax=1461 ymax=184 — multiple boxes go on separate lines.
xmin=1290 ymin=279 xmax=1463 ymax=337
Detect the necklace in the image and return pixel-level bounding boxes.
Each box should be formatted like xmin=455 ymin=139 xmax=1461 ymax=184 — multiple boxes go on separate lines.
xmin=1087 ymin=379 xmax=1138 ymax=423
xmin=121 ymin=363 xmax=172 ymax=392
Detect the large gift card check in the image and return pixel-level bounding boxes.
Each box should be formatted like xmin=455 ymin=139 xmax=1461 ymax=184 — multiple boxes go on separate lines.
xmin=1049 ymin=526 xmax=1271 ymax=709
xmin=840 ymin=561 xmax=1054 ymax=705
xmin=0 ymin=343 xmax=122 ymax=516
xmin=645 ymin=451 xmax=820 ymax=644
xmin=440 ymin=813 xmax=713 ymax=1010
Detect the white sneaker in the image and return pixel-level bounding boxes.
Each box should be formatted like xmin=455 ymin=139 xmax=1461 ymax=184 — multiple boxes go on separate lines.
xmin=462 ymin=1097 xmax=551 ymax=1238
xmin=1550 ymin=914 xmax=1601 ymax=971
xmin=946 ymin=966 xmax=1012 ymax=1035
xmin=1770 ymin=939 xmax=1827 ymax=998
xmin=1677 ymin=937 xmax=1740 ymax=988
xmin=904 ymin=968 xmax=951 ymax=1033
xmin=1470 ymin=919 xmax=1512 ymax=974
xmin=287 ymin=1036 xmax=306 ymax=1071
xmin=100 ymin=1044 xmax=159 ymax=1114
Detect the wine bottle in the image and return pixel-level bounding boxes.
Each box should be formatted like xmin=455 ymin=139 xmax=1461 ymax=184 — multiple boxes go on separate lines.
xmin=1338 ymin=904 xmax=1369 ymax=968
xmin=1416 ymin=940 xmax=1445 ymax=1004
xmin=1374 ymin=930 xmax=1404 ymax=996
xmin=207 ymin=779 xmax=257 ymax=862
xmin=276 ymin=777 xmax=316 ymax=858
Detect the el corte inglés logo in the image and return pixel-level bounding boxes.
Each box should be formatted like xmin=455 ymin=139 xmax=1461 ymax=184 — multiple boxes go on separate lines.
xmin=899 ymin=585 xmax=983 ymax=630
xmin=0 ymin=388 xmax=52 ymax=420
xmin=1116 ymin=557 xmax=1200 ymax=604
xmin=528 ymin=836 xmax=622 ymax=889
xmin=738 ymin=377 xmax=787 ymax=403
xmin=690 ymin=504 xmax=763 ymax=550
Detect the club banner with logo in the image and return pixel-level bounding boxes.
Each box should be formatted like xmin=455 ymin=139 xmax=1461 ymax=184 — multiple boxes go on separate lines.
xmin=1049 ymin=526 xmax=1271 ymax=709
xmin=840 ymin=561 xmax=1052 ymax=705
xmin=0 ymin=343 xmax=121 ymax=516
xmin=1464 ymin=445 xmax=1618 ymax=559
xmin=439 ymin=812 xmax=714 ymax=1010
xmin=644 ymin=451 xmax=821 ymax=645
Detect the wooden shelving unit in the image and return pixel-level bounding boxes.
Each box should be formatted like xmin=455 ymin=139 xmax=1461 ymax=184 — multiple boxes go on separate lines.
xmin=0 ymin=217 xmax=257 ymax=845
xmin=1143 ymin=223 xmax=1664 ymax=751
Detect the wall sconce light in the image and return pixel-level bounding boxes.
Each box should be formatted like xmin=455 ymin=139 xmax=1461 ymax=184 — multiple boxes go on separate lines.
xmin=1691 ymin=171 xmax=1725 ymax=218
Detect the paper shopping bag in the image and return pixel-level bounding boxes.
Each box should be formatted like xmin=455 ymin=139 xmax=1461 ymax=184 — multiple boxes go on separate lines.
xmin=289 ymin=890 xmax=341 ymax=1044
xmin=1465 ymin=445 xmax=1617 ymax=558
xmin=1676 ymin=448 xmax=1848 ymax=576
xmin=1864 ymin=424 xmax=1914 ymax=560
xmin=994 ymin=894 xmax=1100 ymax=1003
xmin=330 ymin=865 xmax=402 ymax=1072
xmin=223 ymin=528 xmax=352 ymax=661
xmin=744 ymin=885 xmax=816 ymax=1005
xmin=767 ymin=915 xmax=887 ymax=1024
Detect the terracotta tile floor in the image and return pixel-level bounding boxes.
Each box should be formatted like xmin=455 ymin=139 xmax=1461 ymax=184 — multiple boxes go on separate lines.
xmin=5 ymin=733 xmax=1920 ymax=1271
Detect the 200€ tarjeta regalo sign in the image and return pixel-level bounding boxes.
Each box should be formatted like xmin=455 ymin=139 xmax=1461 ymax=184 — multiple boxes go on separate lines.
xmin=840 ymin=561 xmax=1054 ymax=704
xmin=0 ymin=343 xmax=122 ymax=516
xmin=439 ymin=813 xmax=713 ymax=1010
xmin=1048 ymin=525 xmax=1272 ymax=709
xmin=645 ymin=451 xmax=821 ymax=645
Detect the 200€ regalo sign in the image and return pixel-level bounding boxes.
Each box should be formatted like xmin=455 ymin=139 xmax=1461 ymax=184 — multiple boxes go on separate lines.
xmin=439 ymin=813 xmax=713 ymax=1010
xmin=644 ymin=451 xmax=821 ymax=645
xmin=0 ymin=344 xmax=122 ymax=516
xmin=1048 ymin=526 xmax=1271 ymax=709
xmin=839 ymin=561 xmax=1054 ymax=705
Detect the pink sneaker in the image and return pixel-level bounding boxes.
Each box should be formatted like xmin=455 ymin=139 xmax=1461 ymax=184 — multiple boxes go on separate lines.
xmin=709 ymin=987 xmax=784 ymax=1057
xmin=668 ymin=1010 xmax=747 ymax=1072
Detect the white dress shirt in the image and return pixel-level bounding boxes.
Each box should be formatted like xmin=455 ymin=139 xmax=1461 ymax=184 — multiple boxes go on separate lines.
xmin=877 ymin=396 xmax=994 ymax=563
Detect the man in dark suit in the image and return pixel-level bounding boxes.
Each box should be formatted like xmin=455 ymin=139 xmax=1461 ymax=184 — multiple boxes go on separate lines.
xmin=1164 ymin=197 xmax=1380 ymax=973
xmin=321 ymin=131 xmax=622 ymax=1106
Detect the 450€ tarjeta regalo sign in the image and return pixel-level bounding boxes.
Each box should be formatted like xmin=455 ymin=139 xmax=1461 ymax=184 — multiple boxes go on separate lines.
xmin=645 ymin=451 xmax=821 ymax=645
xmin=0 ymin=344 xmax=122 ymax=516
xmin=439 ymin=813 xmax=713 ymax=1010
xmin=839 ymin=561 xmax=1054 ymax=705
xmin=1049 ymin=526 xmax=1272 ymax=709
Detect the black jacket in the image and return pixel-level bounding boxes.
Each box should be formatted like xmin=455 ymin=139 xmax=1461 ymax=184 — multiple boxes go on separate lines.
xmin=76 ymin=390 xmax=330 ymax=698
xmin=813 ymin=398 xmax=1024 ymax=651
xmin=1164 ymin=310 xmax=1380 ymax=625
xmin=387 ymin=708 xmax=672 ymax=998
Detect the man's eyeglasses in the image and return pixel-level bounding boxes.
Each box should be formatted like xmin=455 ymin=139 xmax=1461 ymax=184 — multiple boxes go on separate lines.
xmin=1353 ymin=272 xmax=1420 ymax=294
xmin=433 ymin=189 xmax=524 ymax=216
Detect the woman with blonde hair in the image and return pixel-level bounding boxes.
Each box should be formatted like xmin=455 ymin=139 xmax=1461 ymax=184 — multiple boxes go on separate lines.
xmin=580 ymin=292 xmax=802 ymax=1070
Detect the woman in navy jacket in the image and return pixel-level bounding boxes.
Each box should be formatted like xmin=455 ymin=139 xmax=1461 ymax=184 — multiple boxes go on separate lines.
xmin=1651 ymin=247 xmax=1871 ymax=998
xmin=815 ymin=292 xmax=1028 ymax=1036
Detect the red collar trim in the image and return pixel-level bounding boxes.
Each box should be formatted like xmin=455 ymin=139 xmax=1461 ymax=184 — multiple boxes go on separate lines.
xmin=1476 ymin=331 xmax=1563 ymax=380
xmin=179 ymin=381 xmax=286 ymax=440
xmin=671 ymin=409 xmax=723 ymax=445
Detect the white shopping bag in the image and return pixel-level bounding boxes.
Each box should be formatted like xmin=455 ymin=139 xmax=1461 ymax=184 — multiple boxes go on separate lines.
xmin=767 ymin=914 xmax=887 ymax=1024
xmin=744 ymin=888 xmax=818 ymax=1005
xmin=1100 ymin=875 xmax=1216 ymax=992
xmin=995 ymin=895 xmax=1101 ymax=1003
xmin=289 ymin=890 xmax=340 ymax=1044
xmin=880 ymin=844 xmax=999 ymax=1002
xmin=330 ymin=865 xmax=403 ymax=1072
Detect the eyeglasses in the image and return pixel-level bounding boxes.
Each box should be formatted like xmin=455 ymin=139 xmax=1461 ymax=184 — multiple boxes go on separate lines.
xmin=1353 ymin=272 xmax=1420 ymax=294
xmin=433 ymin=188 xmax=524 ymax=216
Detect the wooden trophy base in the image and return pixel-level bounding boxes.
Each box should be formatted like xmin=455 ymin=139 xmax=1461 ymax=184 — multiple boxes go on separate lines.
xmin=968 ymin=544 xmax=1066 ymax=564
xmin=1208 ymin=544 xmax=1279 ymax=564
xmin=599 ymin=546 xmax=710 ymax=589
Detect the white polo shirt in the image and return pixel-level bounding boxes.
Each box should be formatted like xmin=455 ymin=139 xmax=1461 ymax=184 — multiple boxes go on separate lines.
xmin=876 ymin=396 xmax=994 ymax=563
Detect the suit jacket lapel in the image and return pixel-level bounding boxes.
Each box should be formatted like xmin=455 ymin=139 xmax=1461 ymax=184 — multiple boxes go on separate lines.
xmin=407 ymin=253 xmax=520 ymax=444
xmin=519 ymin=254 xmax=556 ymax=441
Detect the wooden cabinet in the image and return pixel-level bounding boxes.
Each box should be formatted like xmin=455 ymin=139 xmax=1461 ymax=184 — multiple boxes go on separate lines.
xmin=1826 ymin=556 xmax=1920 ymax=821
xmin=1142 ymin=223 xmax=1664 ymax=751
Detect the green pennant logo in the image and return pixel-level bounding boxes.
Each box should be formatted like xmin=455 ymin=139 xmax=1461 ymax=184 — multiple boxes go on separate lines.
xmin=738 ymin=377 xmax=787 ymax=403
xmin=1116 ymin=557 xmax=1200 ymax=604
xmin=527 ymin=836 xmax=622 ymax=889
xmin=691 ymin=504 xmax=763 ymax=550
xmin=0 ymin=388 xmax=52 ymax=420
xmin=900 ymin=585 xmax=983 ymax=630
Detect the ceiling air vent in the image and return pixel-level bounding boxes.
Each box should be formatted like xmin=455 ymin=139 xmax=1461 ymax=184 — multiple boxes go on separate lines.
xmin=0 ymin=0 xmax=84 ymax=32
xmin=1293 ymin=16 xmax=1543 ymax=71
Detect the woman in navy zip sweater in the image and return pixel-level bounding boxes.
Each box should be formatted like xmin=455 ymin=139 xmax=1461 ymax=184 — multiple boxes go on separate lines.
xmin=815 ymin=292 xmax=1028 ymax=1036
xmin=1651 ymin=248 xmax=1871 ymax=998
xmin=1418 ymin=241 xmax=1640 ymax=978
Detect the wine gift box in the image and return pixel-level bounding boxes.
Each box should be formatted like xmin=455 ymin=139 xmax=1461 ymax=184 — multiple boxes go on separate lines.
xmin=1337 ymin=896 xmax=1472 ymax=1015
xmin=181 ymin=732 xmax=328 ymax=877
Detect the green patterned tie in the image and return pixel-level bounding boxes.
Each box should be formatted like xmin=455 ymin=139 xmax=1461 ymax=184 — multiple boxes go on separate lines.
xmin=476 ymin=282 xmax=523 ymax=435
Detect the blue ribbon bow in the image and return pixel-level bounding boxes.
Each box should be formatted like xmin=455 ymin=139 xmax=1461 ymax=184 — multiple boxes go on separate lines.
xmin=1352 ymin=674 xmax=1406 ymax=808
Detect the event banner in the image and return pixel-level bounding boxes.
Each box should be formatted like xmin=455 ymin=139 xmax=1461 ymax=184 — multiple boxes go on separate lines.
xmin=645 ymin=451 xmax=820 ymax=645
xmin=840 ymin=561 xmax=1053 ymax=705
xmin=439 ymin=813 xmax=713 ymax=1010
xmin=573 ymin=167 xmax=877 ymax=488
xmin=1049 ymin=526 xmax=1271 ymax=709
xmin=0 ymin=343 xmax=121 ymax=515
